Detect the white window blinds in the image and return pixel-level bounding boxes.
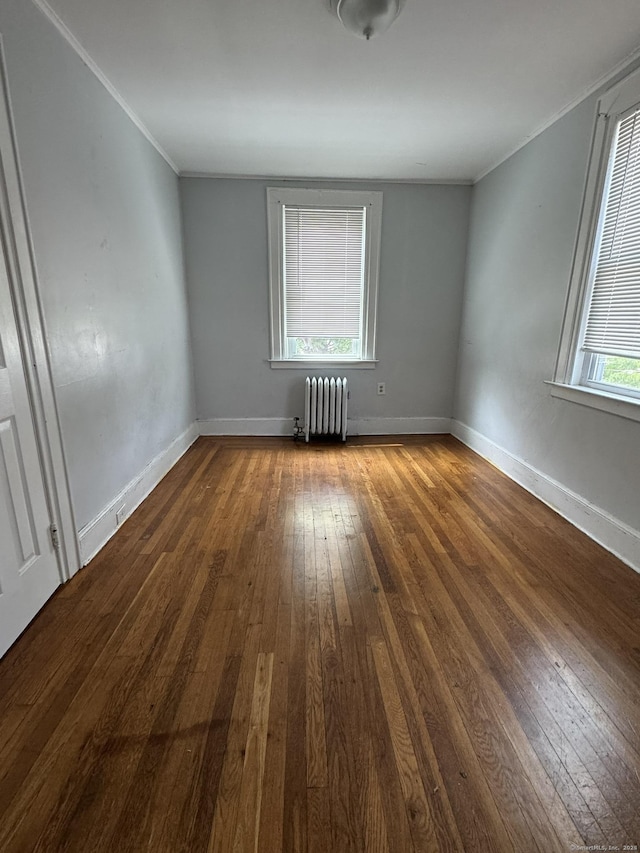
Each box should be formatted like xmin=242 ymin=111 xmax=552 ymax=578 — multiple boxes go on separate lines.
xmin=582 ymin=107 xmax=640 ymax=358
xmin=283 ymin=206 xmax=366 ymax=338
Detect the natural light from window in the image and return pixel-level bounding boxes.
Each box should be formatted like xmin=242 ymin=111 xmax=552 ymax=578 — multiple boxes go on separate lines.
xmin=552 ymin=67 xmax=640 ymax=420
xmin=267 ymin=187 xmax=382 ymax=367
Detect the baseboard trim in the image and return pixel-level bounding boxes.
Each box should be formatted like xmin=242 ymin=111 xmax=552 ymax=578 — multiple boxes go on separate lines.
xmin=451 ymin=420 xmax=640 ymax=574
xmin=198 ymin=418 xmax=294 ymax=436
xmin=197 ymin=416 xmax=451 ymax=437
xmin=77 ymin=416 xmax=639 ymax=574
xmin=78 ymin=423 xmax=198 ymax=565
xmin=349 ymin=416 xmax=451 ymax=435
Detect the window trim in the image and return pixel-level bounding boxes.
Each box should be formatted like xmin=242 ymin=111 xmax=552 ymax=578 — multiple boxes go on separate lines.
xmin=546 ymin=380 xmax=640 ymax=424
xmin=581 ymin=353 xmax=640 ymax=401
xmin=266 ymin=187 xmax=382 ymax=368
xmin=552 ymin=66 xmax=640 ymax=419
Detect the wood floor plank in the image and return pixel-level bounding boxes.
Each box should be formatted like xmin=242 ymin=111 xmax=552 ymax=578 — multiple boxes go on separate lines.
xmin=0 ymin=551 xmax=174 ymax=828
xmin=257 ymin=603 xmax=290 ymax=852
xmin=0 ymin=435 xmax=639 ymax=852
xmin=356 ymin=538 xmax=464 ymax=850
xmin=150 ymin=608 xmax=235 ymax=852
xmin=230 ymin=651 xmax=274 ymax=853
xmin=359 ymin=637 xmax=417 ymax=852
xmin=371 ymin=633 xmax=444 ymax=853
xmin=445 ymin=551 xmax=640 ymax=841
xmin=304 ymin=595 xmax=328 ymax=788
xmin=306 ymin=786 xmax=331 ymax=853
xmin=180 ymin=652 xmax=242 ymax=853
xmin=282 ymin=523 xmax=308 ymax=853
xmin=405 ymin=534 xmax=574 ymax=852
xmin=359 ymin=737 xmax=391 ymax=853
xmin=209 ymin=622 xmax=263 ymax=853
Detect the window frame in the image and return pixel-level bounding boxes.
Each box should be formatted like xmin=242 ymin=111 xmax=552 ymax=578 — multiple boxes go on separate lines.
xmin=266 ymin=187 xmax=382 ymax=369
xmin=551 ymin=66 xmax=640 ymax=420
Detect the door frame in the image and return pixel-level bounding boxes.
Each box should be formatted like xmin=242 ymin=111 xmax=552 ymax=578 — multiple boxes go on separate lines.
xmin=0 ymin=37 xmax=79 ymax=581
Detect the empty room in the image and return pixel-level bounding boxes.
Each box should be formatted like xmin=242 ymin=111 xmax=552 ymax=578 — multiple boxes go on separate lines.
xmin=0 ymin=0 xmax=639 ymax=850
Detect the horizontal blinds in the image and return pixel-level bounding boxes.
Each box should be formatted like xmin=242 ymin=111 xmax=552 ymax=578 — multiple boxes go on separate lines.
xmin=583 ymin=108 xmax=640 ymax=358
xmin=284 ymin=206 xmax=365 ymax=338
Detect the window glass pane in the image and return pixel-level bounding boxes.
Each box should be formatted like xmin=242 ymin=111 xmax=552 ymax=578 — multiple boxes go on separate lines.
xmin=284 ymin=206 xmax=365 ymax=341
xmin=582 ymin=108 xmax=640 ymax=361
xmin=287 ymin=336 xmax=360 ymax=358
xmin=267 ymin=187 xmax=382 ymax=364
xmin=589 ymin=353 xmax=640 ymax=391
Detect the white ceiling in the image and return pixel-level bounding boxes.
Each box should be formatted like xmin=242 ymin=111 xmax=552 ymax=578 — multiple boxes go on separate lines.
xmin=38 ymin=0 xmax=640 ymax=181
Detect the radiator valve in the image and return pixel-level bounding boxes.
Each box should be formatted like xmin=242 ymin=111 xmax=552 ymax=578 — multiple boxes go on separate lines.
xmin=293 ymin=416 xmax=305 ymax=441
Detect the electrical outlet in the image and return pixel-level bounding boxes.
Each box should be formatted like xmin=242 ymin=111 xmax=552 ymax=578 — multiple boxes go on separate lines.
xmin=116 ymin=504 xmax=127 ymax=525
xmin=377 ymin=382 xmax=386 ymax=395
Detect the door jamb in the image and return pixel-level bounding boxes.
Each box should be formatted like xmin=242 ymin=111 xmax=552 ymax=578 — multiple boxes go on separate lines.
xmin=0 ymin=36 xmax=80 ymax=580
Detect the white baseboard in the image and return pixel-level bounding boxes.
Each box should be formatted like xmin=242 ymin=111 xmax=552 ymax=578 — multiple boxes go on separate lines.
xmin=350 ymin=417 xmax=451 ymax=435
xmin=451 ymin=420 xmax=640 ymax=574
xmin=78 ymin=423 xmax=199 ymax=565
xmin=77 ymin=415 xmax=639 ymax=575
xmin=197 ymin=416 xmax=451 ymax=437
xmin=198 ymin=418 xmax=294 ymax=436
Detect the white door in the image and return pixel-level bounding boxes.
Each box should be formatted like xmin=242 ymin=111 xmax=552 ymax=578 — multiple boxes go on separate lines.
xmin=0 ymin=230 xmax=61 ymax=659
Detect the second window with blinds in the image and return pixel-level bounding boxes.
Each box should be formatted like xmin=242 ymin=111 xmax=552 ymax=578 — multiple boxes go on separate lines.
xmin=267 ymin=188 xmax=382 ymax=367
xmin=553 ymin=67 xmax=640 ymax=414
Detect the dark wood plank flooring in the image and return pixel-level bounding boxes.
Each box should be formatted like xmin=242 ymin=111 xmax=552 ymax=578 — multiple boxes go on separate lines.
xmin=0 ymin=435 xmax=639 ymax=852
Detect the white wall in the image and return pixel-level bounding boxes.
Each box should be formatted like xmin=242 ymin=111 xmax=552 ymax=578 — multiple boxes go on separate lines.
xmin=0 ymin=1 xmax=195 ymax=542
xmin=181 ymin=177 xmax=471 ymax=434
xmin=454 ymin=80 xmax=640 ymax=567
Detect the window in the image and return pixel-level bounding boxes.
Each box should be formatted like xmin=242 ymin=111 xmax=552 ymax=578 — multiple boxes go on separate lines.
xmin=552 ymin=68 xmax=640 ymax=419
xmin=267 ymin=188 xmax=382 ymax=367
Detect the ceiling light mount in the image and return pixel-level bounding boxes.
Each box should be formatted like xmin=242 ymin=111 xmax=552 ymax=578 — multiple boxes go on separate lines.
xmin=332 ymin=0 xmax=405 ymax=40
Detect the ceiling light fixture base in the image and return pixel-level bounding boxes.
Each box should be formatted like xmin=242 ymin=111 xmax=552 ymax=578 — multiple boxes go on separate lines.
xmin=330 ymin=0 xmax=406 ymax=40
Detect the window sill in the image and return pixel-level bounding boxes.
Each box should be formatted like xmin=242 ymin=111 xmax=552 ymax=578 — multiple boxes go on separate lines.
xmin=546 ymin=381 xmax=640 ymax=423
xmin=269 ymin=359 xmax=378 ymax=370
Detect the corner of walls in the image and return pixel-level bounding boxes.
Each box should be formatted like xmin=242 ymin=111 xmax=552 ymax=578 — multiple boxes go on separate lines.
xmin=178 ymin=175 xmax=199 ymax=425
xmin=451 ymin=420 xmax=640 ymax=575
xmin=78 ymin=423 xmax=198 ymax=565
xmin=30 ymin=0 xmax=178 ymax=173
xmin=451 ymin=185 xmax=475 ymax=418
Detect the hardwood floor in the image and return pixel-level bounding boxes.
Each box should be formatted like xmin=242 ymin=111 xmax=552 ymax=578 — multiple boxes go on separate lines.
xmin=0 ymin=435 xmax=639 ymax=852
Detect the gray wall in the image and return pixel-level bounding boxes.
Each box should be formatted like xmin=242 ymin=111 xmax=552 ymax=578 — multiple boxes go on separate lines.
xmin=181 ymin=178 xmax=471 ymax=429
xmin=8 ymin=0 xmax=635 ymax=561
xmin=0 ymin=0 xmax=195 ymax=530
xmin=454 ymin=89 xmax=640 ymax=532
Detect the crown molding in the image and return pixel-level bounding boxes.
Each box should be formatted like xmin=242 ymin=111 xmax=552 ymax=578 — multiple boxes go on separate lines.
xmin=179 ymin=171 xmax=473 ymax=186
xmin=474 ymin=43 xmax=640 ymax=184
xmin=30 ymin=0 xmax=179 ymax=174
